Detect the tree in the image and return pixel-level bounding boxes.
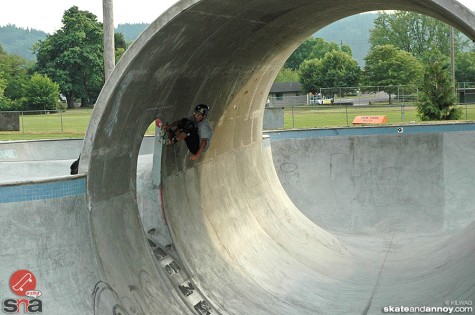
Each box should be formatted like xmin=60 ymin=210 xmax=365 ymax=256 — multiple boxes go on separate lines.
xmin=455 ymin=51 xmax=475 ymax=83
xmin=22 ymin=73 xmax=60 ymax=111
xmin=370 ymin=11 xmax=469 ymax=59
xmin=284 ymin=37 xmax=351 ymax=70
xmin=0 ymin=72 xmax=13 ymax=111
xmin=33 ymin=6 xmax=104 ymax=108
xmin=299 ymin=59 xmax=323 ymax=93
xmin=114 ymin=32 xmax=128 ymax=62
xmin=0 ymin=50 xmax=30 ymax=100
xmin=318 ymin=50 xmax=361 ymax=95
xmin=115 ymin=32 xmax=127 ymax=50
xmin=362 ymin=44 xmax=423 ymax=103
xmin=299 ymin=51 xmax=360 ymax=95
xmin=0 ymin=72 xmax=7 ymax=101
xmin=417 ymin=51 xmax=461 ymax=121
xmin=275 ymin=68 xmax=299 ymax=82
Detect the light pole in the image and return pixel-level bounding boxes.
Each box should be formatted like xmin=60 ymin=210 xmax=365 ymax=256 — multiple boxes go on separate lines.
xmin=450 ymin=26 xmax=456 ymax=95
xmin=103 ymin=0 xmax=115 ymax=81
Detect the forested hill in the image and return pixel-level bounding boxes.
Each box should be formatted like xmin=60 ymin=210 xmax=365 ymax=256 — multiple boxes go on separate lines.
xmin=0 ymin=15 xmax=376 ymax=63
xmin=116 ymin=23 xmax=148 ymax=43
xmin=0 ymin=23 xmax=149 ymax=60
xmin=0 ymin=25 xmax=47 ymax=60
xmin=315 ymin=13 xmax=377 ymax=66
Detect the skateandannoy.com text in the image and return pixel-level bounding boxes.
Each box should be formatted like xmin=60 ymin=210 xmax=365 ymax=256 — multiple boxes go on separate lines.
xmin=382 ymin=302 xmax=473 ymax=314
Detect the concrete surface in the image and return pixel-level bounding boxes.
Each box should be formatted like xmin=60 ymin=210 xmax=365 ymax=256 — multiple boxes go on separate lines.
xmin=2 ymin=129 xmax=474 ymax=313
xmin=2 ymin=0 xmax=475 ymax=314
xmin=0 ymin=137 xmax=154 ymax=183
xmin=272 ymin=131 xmax=475 ymax=234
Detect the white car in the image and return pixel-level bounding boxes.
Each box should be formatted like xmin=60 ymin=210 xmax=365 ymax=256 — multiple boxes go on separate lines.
xmin=310 ymin=95 xmax=334 ymax=105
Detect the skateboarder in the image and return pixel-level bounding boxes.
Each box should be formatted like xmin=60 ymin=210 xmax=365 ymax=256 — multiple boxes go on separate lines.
xmin=164 ymin=104 xmax=212 ymax=161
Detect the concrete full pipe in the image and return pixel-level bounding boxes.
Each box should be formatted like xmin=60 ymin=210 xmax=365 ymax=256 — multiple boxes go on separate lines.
xmin=81 ymin=0 xmax=475 ymax=314
xmin=8 ymin=0 xmax=475 ymax=314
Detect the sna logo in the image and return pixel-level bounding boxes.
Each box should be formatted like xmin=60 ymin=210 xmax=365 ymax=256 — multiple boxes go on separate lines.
xmin=2 ymin=270 xmax=42 ymax=313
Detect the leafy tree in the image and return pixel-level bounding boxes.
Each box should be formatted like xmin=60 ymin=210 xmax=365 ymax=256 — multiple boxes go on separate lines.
xmin=284 ymin=37 xmax=351 ymax=70
xmin=115 ymin=32 xmax=127 ymax=50
xmin=22 ymin=73 xmax=60 ymax=111
xmin=0 ymin=45 xmax=28 ymax=111
xmin=299 ymin=51 xmax=360 ymax=95
xmin=318 ymin=50 xmax=361 ymax=95
xmin=455 ymin=51 xmax=475 ymax=83
xmin=0 ymin=44 xmax=29 ymax=99
xmin=275 ymin=68 xmax=299 ymax=82
xmin=417 ymin=51 xmax=461 ymax=121
xmin=33 ymin=6 xmax=104 ymax=108
xmin=362 ymin=44 xmax=423 ymax=103
xmin=285 ymin=39 xmax=319 ymax=71
xmin=0 ymin=72 xmax=7 ymax=99
xmin=114 ymin=32 xmax=128 ymax=62
xmin=299 ymin=58 xmax=323 ymax=93
xmin=0 ymin=52 xmax=30 ymax=100
xmin=0 ymin=73 xmax=12 ymax=111
xmin=370 ymin=11 xmax=469 ymax=59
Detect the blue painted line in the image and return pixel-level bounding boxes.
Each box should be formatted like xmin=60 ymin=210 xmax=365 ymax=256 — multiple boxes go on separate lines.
xmin=0 ymin=177 xmax=86 ymax=203
xmin=265 ymin=123 xmax=475 ymax=140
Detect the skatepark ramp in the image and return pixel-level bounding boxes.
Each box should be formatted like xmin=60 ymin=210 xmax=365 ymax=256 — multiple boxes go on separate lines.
xmin=1 ymin=0 xmax=475 ymax=314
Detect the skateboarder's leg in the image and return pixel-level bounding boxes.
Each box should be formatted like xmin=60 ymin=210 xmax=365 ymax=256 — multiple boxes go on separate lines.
xmin=175 ymin=130 xmax=188 ymax=142
xmin=184 ymin=131 xmax=200 ymax=154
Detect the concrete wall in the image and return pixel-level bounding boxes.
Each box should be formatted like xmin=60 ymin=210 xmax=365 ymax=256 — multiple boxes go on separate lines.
xmin=0 ymin=177 xmax=98 ymax=313
xmin=0 ymin=112 xmax=19 ymax=131
xmin=271 ymin=131 xmax=475 ymax=234
xmin=263 ymin=107 xmax=284 ymax=130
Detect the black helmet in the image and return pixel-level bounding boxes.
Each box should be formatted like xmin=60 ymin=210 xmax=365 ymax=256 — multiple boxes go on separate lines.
xmin=195 ymin=104 xmax=209 ymax=116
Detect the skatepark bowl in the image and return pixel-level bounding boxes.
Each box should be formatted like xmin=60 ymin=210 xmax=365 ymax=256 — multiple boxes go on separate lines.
xmin=1 ymin=0 xmax=475 ymax=314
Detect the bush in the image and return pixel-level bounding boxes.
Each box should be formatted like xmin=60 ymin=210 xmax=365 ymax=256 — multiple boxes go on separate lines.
xmin=0 ymin=97 xmax=23 ymax=111
xmin=417 ymin=52 xmax=461 ymax=121
xmin=22 ymin=73 xmax=60 ymax=111
xmin=417 ymin=99 xmax=462 ymax=121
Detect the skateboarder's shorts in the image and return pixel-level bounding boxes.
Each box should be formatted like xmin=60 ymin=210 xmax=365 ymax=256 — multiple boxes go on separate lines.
xmin=178 ymin=118 xmax=199 ymax=154
xmin=177 ymin=118 xmax=197 ymax=135
xmin=184 ymin=132 xmax=200 ymax=154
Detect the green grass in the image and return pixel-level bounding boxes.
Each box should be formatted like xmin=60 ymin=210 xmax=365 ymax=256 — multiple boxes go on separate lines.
xmin=0 ymin=108 xmax=156 ymax=141
xmin=1 ymin=104 xmax=475 ymax=141
xmin=284 ymin=104 xmax=475 ymax=129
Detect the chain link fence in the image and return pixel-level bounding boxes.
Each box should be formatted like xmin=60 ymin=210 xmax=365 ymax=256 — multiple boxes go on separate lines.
xmin=0 ymin=110 xmax=84 ymax=134
xmin=283 ymin=103 xmax=475 ymax=129
xmin=3 ymin=84 xmax=475 ymax=134
xmin=269 ymin=83 xmax=475 ymax=108
xmin=266 ymin=84 xmax=475 ymax=129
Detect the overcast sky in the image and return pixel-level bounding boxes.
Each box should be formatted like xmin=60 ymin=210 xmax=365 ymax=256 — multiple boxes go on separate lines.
xmin=0 ymin=0 xmax=474 ymax=34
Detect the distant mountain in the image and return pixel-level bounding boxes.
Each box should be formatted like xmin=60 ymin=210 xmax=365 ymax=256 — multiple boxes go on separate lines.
xmin=0 ymin=23 xmax=150 ymax=60
xmin=0 ymin=24 xmax=47 ymax=60
xmin=0 ymin=16 xmax=375 ymax=64
xmin=116 ymin=23 xmax=149 ymax=43
xmin=315 ymin=13 xmax=377 ymax=66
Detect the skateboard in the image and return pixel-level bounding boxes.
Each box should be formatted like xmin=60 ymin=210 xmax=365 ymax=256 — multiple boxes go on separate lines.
xmin=158 ymin=123 xmax=175 ymax=145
